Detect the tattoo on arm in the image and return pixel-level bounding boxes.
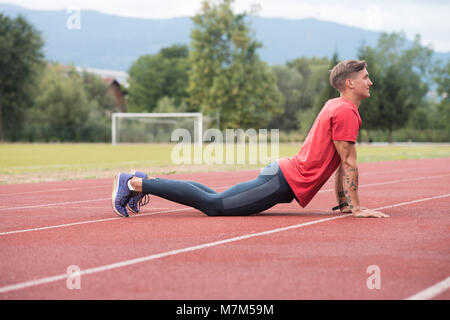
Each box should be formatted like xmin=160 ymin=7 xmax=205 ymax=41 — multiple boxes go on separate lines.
xmin=337 ymin=191 xmax=346 ymax=205
xmin=335 ymin=168 xmax=347 ymax=206
xmin=342 ymin=167 xmax=359 ymax=209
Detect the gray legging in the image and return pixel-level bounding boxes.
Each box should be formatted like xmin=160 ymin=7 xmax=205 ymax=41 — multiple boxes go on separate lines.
xmin=141 ymin=161 xmax=295 ymax=216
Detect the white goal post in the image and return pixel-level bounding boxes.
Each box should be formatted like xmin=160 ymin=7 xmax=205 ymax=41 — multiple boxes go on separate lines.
xmin=111 ymin=112 xmax=203 ymax=145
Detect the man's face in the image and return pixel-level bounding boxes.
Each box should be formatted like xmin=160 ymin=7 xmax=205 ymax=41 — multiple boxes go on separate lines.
xmin=349 ymin=68 xmax=373 ymax=99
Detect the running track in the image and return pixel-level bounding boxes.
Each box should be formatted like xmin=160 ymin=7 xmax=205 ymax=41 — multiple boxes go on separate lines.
xmin=0 ymin=158 xmax=449 ymax=300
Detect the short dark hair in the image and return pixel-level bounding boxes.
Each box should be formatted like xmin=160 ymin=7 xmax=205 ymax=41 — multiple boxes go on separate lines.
xmin=329 ymin=59 xmax=367 ymax=91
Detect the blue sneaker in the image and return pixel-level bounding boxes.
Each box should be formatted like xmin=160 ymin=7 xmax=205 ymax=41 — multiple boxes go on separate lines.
xmin=127 ymin=170 xmax=150 ymax=214
xmin=111 ymin=173 xmax=133 ymax=217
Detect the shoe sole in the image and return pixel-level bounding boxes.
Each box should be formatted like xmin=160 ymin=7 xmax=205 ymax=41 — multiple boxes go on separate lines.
xmin=112 ymin=174 xmax=128 ymax=218
xmin=126 ymin=203 xmax=138 ymax=214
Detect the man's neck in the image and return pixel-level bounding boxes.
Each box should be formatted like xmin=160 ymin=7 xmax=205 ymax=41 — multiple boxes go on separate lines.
xmin=340 ymin=92 xmax=362 ymax=109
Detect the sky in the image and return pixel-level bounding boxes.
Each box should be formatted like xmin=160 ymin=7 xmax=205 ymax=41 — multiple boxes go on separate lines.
xmin=1 ymin=0 xmax=449 ymax=52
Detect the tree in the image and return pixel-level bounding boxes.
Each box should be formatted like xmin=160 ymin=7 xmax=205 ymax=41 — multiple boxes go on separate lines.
xmin=25 ymin=65 xmax=114 ymax=142
xmin=433 ymin=59 xmax=450 ymax=134
xmin=268 ymin=65 xmax=303 ymax=132
xmin=79 ymin=70 xmax=119 ymax=142
xmin=153 ymin=96 xmax=188 ymax=113
xmin=81 ymin=70 xmax=117 ymax=113
xmin=315 ymin=52 xmax=340 ymax=109
xmin=25 ymin=65 xmax=90 ymax=141
xmin=286 ymin=56 xmax=332 ymax=133
xmin=287 ymin=56 xmax=331 ymax=110
xmin=188 ymin=0 xmax=283 ymax=129
xmin=0 ymin=13 xmax=44 ymax=141
xmin=127 ymin=45 xmax=190 ymax=112
xmin=358 ymin=33 xmax=433 ymax=142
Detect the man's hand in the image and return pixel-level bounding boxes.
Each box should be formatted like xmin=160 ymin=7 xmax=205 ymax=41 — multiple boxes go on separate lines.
xmin=338 ymin=205 xmax=389 ymax=217
xmin=352 ymin=208 xmax=390 ymax=218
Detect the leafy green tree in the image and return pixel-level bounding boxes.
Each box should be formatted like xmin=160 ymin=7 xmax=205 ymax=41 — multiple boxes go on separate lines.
xmin=0 ymin=13 xmax=44 ymax=141
xmin=25 ymin=65 xmax=90 ymax=141
xmin=433 ymin=59 xmax=450 ymax=133
xmin=269 ymin=65 xmax=303 ymax=131
xmin=153 ymin=96 xmax=188 ymax=113
xmin=127 ymin=44 xmax=190 ymax=112
xmin=25 ymin=65 xmax=113 ymax=142
xmin=408 ymin=106 xmax=431 ymax=130
xmin=358 ymin=33 xmax=433 ymax=142
xmin=79 ymin=70 xmax=119 ymax=142
xmin=81 ymin=70 xmax=117 ymax=113
xmin=355 ymin=45 xmax=383 ymax=135
xmin=315 ymin=52 xmax=340 ymax=108
xmin=287 ymin=56 xmax=331 ymax=111
xmin=188 ymin=0 xmax=283 ymax=129
xmin=296 ymin=52 xmax=341 ymax=134
xmin=286 ymin=56 xmax=332 ymax=133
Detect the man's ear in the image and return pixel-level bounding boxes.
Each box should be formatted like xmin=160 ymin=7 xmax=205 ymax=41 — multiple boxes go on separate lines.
xmin=346 ymin=78 xmax=355 ymax=89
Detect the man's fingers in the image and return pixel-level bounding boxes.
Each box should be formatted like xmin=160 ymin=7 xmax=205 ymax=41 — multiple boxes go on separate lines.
xmin=370 ymin=211 xmax=390 ymax=218
xmin=377 ymin=212 xmax=390 ymax=218
xmin=340 ymin=207 xmax=390 ymax=218
xmin=354 ymin=209 xmax=390 ymax=218
xmin=370 ymin=209 xmax=390 ymax=218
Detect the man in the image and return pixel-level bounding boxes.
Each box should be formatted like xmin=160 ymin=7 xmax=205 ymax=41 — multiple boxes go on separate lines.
xmin=112 ymin=59 xmax=389 ymax=218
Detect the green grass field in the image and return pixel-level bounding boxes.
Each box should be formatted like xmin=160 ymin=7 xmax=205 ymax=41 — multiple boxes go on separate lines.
xmin=1 ymin=143 xmax=449 ymax=184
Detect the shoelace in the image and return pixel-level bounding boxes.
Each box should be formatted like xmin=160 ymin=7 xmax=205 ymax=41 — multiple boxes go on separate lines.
xmin=138 ymin=194 xmax=150 ymax=209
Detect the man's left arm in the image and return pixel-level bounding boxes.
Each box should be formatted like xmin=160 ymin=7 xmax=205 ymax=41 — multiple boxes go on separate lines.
xmin=333 ymin=140 xmax=389 ymax=218
xmin=334 ymin=165 xmax=352 ymax=213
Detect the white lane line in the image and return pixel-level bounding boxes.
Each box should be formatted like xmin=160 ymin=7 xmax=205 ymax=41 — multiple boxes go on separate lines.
xmin=375 ymin=193 xmax=450 ymax=210
xmin=0 ymin=214 xmax=350 ymax=294
xmin=0 ymin=185 xmax=102 ymax=197
xmin=0 ymin=198 xmax=110 ymax=211
xmin=0 ymin=208 xmax=191 ymax=236
xmin=0 ymin=208 xmax=332 ymax=236
xmin=2 ymin=173 xmax=449 ymax=213
xmin=319 ymin=173 xmax=450 ymax=193
xmin=405 ymin=276 xmax=450 ymax=300
xmin=1 ymin=193 xmax=449 ymax=294
xmin=1 ymin=174 xmax=450 ymax=235
xmin=1 ymin=166 xmax=447 ymax=197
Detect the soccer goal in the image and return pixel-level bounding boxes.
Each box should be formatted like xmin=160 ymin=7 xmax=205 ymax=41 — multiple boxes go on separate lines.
xmin=111 ymin=112 xmax=203 ymax=145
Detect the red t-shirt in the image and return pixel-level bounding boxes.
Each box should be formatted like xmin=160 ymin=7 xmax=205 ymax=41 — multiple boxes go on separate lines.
xmin=278 ymin=97 xmax=362 ymax=207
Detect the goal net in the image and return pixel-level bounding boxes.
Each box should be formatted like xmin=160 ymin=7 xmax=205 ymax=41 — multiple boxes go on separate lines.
xmin=111 ymin=112 xmax=203 ymax=145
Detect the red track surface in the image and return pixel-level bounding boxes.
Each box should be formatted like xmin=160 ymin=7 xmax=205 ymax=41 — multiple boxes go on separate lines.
xmin=0 ymin=158 xmax=449 ymax=300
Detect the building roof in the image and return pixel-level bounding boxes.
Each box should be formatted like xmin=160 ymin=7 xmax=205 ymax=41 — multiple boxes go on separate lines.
xmin=75 ymin=67 xmax=129 ymax=88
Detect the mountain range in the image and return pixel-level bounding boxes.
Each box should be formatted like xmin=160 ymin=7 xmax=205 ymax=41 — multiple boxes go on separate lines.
xmin=1 ymin=3 xmax=449 ymax=72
